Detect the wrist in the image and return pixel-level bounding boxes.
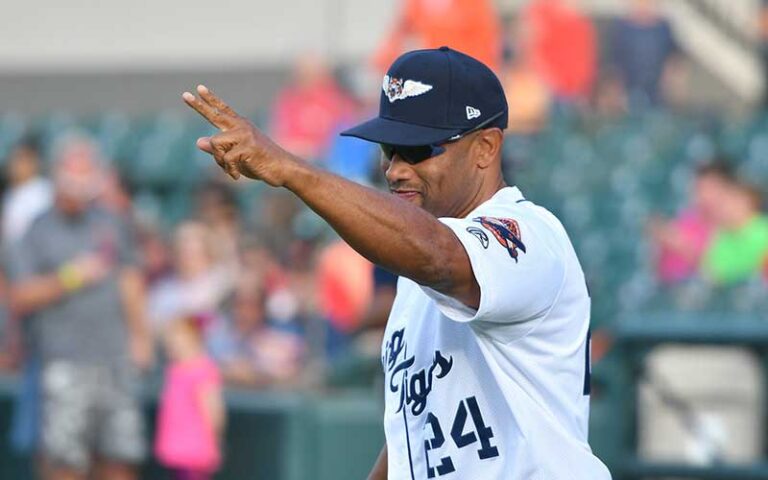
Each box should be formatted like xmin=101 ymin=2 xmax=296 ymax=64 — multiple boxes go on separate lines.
xmin=57 ymin=263 xmax=84 ymax=293
xmin=281 ymin=154 xmax=319 ymax=192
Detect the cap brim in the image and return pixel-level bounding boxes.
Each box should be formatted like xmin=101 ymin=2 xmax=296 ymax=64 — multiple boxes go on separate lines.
xmin=340 ymin=117 xmax=463 ymax=146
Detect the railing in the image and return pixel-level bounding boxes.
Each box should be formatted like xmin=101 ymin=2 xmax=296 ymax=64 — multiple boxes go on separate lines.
xmin=605 ymin=313 xmax=768 ymax=479
xmin=0 ymin=380 xmax=384 ymax=480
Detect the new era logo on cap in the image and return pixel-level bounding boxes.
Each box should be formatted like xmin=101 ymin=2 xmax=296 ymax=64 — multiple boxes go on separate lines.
xmin=466 ymin=106 xmax=481 ymax=120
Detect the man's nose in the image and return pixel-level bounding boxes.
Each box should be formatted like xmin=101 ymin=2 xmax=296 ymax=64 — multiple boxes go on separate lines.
xmin=383 ymin=154 xmax=413 ymax=184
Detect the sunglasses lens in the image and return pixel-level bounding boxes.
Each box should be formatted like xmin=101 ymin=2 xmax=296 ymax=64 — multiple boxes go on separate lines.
xmin=381 ymin=144 xmax=443 ymax=164
xmin=398 ymin=145 xmax=434 ymax=164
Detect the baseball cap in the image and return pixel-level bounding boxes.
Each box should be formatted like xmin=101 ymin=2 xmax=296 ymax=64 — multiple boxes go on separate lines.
xmin=340 ymin=46 xmax=508 ymax=147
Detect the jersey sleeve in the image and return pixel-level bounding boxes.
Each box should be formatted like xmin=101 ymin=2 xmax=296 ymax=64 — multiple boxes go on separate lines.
xmin=421 ymin=210 xmax=566 ymax=328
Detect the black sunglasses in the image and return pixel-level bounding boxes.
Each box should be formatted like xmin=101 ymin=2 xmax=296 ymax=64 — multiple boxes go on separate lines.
xmin=380 ymin=110 xmax=505 ymax=165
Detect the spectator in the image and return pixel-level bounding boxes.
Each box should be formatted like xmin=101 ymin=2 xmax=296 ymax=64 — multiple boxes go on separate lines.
xmin=155 ymin=314 xmax=224 ymax=480
xmin=2 ymin=137 xmax=52 ymax=248
xmin=702 ymin=181 xmax=768 ymax=285
xmin=520 ymin=0 xmax=597 ymax=103
xmin=6 ymin=133 xmax=151 ymax=480
xmin=0 ymin=137 xmax=53 ymax=468
xmin=649 ymin=162 xmax=734 ymax=284
xmin=270 ymin=55 xmax=355 ymax=161
xmin=195 ymin=181 xmax=241 ymax=264
xmin=316 ymin=239 xmax=373 ymax=355
xmin=373 ymin=0 xmax=503 ymax=73
xmin=206 ymin=282 xmax=304 ymax=388
xmin=608 ymin=0 xmax=683 ymax=109
xmin=148 ymin=222 xmax=236 ymax=333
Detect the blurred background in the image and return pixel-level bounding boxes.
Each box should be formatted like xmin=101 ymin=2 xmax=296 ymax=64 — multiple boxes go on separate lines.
xmin=1 ymin=0 xmax=768 ymax=479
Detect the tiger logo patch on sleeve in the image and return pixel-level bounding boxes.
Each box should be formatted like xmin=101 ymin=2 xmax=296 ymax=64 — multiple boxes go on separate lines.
xmin=473 ymin=216 xmax=527 ymax=262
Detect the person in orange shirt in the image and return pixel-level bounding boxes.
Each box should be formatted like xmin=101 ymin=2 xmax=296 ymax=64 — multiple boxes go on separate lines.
xmin=520 ymin=0 xmax=597 ymax=102
xmin=373 ymin=0 xmax=502 ymax=73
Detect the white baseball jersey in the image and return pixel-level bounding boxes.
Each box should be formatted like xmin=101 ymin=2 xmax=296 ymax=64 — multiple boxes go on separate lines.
xmin=381 ymin=186 xmax=611 ymax=480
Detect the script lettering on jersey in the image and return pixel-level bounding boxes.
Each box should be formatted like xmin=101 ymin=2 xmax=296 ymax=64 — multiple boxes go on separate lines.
xmin=384 ymin=328 xmax=454 ymax=417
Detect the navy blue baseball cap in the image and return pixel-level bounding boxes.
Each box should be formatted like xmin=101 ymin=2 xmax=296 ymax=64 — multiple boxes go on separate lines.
xmin=340 ymin=46 xmax=508 ymax=147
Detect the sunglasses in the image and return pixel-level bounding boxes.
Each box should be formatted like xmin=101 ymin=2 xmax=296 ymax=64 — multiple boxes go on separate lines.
xmin=380 ymin=111 xmax=505 ymax=165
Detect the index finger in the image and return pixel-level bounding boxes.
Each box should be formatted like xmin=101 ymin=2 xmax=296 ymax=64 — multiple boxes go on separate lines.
xmin=197 ymin=85 xmax=241 ymax=120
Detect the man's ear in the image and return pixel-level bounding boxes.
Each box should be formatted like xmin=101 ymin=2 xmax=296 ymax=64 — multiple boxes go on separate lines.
xmin=473 ymin=128 xmax=504 ymax=169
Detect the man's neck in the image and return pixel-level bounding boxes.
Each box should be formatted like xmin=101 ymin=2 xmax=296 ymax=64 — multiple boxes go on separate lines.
xmin=455 ymin=177 xmax=507 ymax=219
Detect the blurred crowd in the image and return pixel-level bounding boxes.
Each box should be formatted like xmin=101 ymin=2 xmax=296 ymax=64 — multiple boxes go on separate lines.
xmin=0 ymin=0 xmax=767 ymax=478
xmin=0 ymin=129 xmax=394 ymax=478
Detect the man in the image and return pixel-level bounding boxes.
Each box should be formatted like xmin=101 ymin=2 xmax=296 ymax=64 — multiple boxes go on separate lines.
xmin=609 ymin=0 xmax=682 ymax=109
xmin=183 ymin=47 xmax=610 ymax=479
xmin=7 ymin=135 xmax=151 ymax=480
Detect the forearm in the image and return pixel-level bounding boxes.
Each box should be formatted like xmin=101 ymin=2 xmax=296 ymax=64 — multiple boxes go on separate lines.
xmin=119 ymin=268 xmax=149 ymax=339
xmin=10 ymin=274 xmax=66 ymax=315
xmin=367 ymin=445 xmax=388 ymax=480
xmin=283 ymin=160 xmax=464 ymax=291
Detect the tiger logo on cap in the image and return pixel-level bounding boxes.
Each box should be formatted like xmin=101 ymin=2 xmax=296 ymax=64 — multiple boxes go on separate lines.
xmin=382 ymin=75 xmax=433 ymax=103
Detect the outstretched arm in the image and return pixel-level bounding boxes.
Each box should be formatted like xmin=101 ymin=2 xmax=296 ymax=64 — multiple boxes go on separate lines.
xmin=182 ymin=86 xmax=479 ymax=308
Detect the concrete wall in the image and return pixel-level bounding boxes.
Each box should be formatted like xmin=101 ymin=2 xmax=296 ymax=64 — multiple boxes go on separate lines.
xmin=0 ymin=0 xmax=394 ymax=73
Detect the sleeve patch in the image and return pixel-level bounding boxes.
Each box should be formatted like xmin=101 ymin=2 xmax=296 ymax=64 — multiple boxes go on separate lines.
xmin=465 ymin=227 xmax=489 ymax=249
xmin=473 ymin=216 xmax=527 ymax=262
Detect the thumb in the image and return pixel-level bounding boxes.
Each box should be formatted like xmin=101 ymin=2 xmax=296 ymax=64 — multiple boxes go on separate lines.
xmin=197 ymin=136 xmax=214 ymax=154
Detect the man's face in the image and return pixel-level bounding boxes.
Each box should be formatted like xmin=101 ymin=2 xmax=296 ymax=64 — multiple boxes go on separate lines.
xmin=382 ymin=133 xmax=481 ymax=218
xmin=53 ymin=141 xmax=104 ymax=215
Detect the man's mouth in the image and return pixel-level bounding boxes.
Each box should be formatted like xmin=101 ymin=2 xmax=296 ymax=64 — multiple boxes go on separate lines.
xmin=390 ymin=189 xmax=421 ymax=201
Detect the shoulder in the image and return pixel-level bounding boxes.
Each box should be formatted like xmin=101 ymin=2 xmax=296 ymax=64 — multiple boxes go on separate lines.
xmin=449 ymin=187 xmax=569 ymax=258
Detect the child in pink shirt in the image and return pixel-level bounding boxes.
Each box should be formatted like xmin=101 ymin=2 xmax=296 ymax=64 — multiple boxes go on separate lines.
xmin=650 ymin=209 xmax=712 ymax=284
xmin=155 ymin=314 xmax=224 ymax=480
